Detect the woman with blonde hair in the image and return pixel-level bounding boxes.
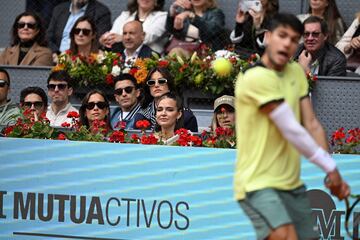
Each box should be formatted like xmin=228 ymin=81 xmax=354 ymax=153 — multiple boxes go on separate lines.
xmin=210 ymin=95 xmax=235 ymax=132
xmin=336 ymin=12 xmax=360 ymax=74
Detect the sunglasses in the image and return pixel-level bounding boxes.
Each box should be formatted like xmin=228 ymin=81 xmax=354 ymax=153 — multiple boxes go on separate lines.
xmin=74 ymin=28 xmax=92 ymax=36
xmin=23 ymin=101 xmax=44 ymax=109
xmin=85 ymin=101 xmax=108 ymax=110
xmin=0 ymin=80 xmax=9 ymax=88
xmin=114 ymin=86 xmax=134 ymax=95
xmin=304 ymin=31 xmax=321 ymax=38
xmin=146 ymin=78 xmax=168 ymax=86
xmin=47 ymin=83 xmax=68 ymax=91
xmin=17 ymin=22 xmax=37 ymax=30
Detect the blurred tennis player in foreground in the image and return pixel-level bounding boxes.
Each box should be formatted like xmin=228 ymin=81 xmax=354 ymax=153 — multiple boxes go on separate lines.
xmin=234 ymin=13 xmax=350 ymax=240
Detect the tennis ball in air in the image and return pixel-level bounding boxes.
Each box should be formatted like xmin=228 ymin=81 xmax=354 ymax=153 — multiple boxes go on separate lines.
xmin=212 ymin=58 xmax=233 ymax=77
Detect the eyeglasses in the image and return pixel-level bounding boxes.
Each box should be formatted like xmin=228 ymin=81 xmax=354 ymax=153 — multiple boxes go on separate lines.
xmin=114 ymin=86 xmax=134 ymax=95
xmin=23 ymin=101 xmax=44 ymax=109
xmin=303 ymin=31 xmax=321 ymax=38
xmin=17 ymin=22 xmax=37 ymax=30
xmin=146 ymin=78 xmax=168 ymax=86
xmin=73 ymin=28 xmax=92 ymax=36
xmin=47 ymin=83 xmax=68 ymax=91
xmin=0 ymin=80 xmax=9 ymax=88
xmin=85 ymin=101 xmax=108 ymax=110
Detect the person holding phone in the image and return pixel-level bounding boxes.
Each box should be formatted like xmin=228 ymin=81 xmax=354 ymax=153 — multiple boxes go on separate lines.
xmin=230 ymin=0 xmax=278 ymax=58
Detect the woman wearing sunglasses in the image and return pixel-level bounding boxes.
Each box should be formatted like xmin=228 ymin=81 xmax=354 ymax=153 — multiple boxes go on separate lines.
xmin=154 ymin=92 xmax=184 ymax=144
xmin=20 ymin=86 xmax=48 ymax=121
xmin=79 ymin=89 xmax=112 ymax=133
xmin=140 ymin=67 xmax=198 ymax=132
xmin=68 ymin=16 xmax=101 ymax=58
xmin=0 ymin=12 xmax=53 ymax=66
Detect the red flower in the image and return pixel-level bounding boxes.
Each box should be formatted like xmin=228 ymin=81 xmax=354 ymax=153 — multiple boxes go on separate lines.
xmin=71 ymin=55 xmax=77 ymax=62
xmin=129 ymin=68 xmax=138 ymax=76
xmin=113 ymin=59 xmax=119 ymax=66
xmin=179 ymin=64 xmax=189 ymax=73
xmin=106 ymin=74 xmax=114 ymax=85
xmin=158 ymin=60 xmax=169 ymax=68
xmin=109 ymin=130 xmax=125 ymax=143
xmin=115 ymin=121 xmax=126 ymax=129
xmin=131 ymin=133 xmax=139 ymax=142
xmin=65 ymin=49 xmax=72 ymax=55
xmin=67 ymin=111 xmax=79 ymax=118
xmin=345 ymin=135 xmax=357 ymax=144
xmin=141 ymin=134 xmax=158 ymax=144
xmin=135 ymin=120 xmax=151 ymax=129
xmin=61 ymin=122 xmax=71 ymax=128
xmin=313 ymin=75 xmax=318 ymax=81
xmin=190 ymin=135 xmax=202 ymax=146
xmin=175 ymin=128 xmax=189 ymax=136
xmin=57 ymin=133 xmax=66 ymax=140
xmin=141 ymin=135 xmax=150 ymax=144
xmin=332 ymin=127 xmax=345 ymax=141
xmin=3 ymin=125 xmax=14 ymax=136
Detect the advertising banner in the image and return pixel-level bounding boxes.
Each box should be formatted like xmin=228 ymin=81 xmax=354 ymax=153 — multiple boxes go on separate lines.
xmin=0 ymin=138 xmax=359 ymax=239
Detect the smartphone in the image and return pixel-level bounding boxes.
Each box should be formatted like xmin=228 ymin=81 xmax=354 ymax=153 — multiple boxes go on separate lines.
xmin=238 ymin=0 xmax=262 ymax=12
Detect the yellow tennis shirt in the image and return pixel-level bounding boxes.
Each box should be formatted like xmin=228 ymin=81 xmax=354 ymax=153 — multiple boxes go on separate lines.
xmin=234 ymin=61 xmax=309 ymax=200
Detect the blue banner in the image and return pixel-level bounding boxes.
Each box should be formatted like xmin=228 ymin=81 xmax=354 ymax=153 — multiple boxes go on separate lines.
xmin=0 ymin=138 xmax=359 ymax=239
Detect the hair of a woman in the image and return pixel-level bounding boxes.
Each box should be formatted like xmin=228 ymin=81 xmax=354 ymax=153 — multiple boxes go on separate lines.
xmin=79 ymin=89 xmax=111 ymax=129
xmin=11 ymin=11 xmax=47 ymax=47
xmin=69 ymin=16 xmax=99 ymax=55
xmin=127 ymin=0 xmax=165 ymax=15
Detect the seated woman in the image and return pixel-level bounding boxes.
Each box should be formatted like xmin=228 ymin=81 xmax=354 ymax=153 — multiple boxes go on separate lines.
xmin=100 ymin=0 xmax=167 ymax=54
xmin=79 ymin=89 xmax=112 ymax=133
xmin=67 ymin=16 xmax=101 ymax=58
xmin=166 ymin=0 xmax=227 ymax=58
xmin=155 ymin=92 xmax=184 ymax=144
xmin=20 ymin=86 xmax=48 ymax=121
xmin=297 ymin=0 xmax=346 ymax=45
xmin=0 ymin=12 xmax=53 ymax=66
xmin=230 ymin=0 xmax=278 ymax=58
xmin=211 ymin=95 xmax=235 ymax=132
xmin=140 ymin=67 xmax=198 ymax=132
xmin=336 ymin=12 xmax=360 ymax=74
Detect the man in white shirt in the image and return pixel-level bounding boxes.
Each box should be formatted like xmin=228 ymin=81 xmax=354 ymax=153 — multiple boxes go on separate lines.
xmin=46 ymin=71 xmax=78 ymax=127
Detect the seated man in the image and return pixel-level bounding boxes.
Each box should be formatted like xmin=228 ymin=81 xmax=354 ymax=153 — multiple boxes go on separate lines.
xmin=0 ymin=68 xmax=20 ymax=126
xmin=46 ymin=70 xmax=78 ymax=127
xmin=111 ymin=73 xmax=146 ymax=129
xmin=121 ymin=21 xmax=155 ymax=65
xmin=20 ymin=87 xmax=48 ymax=121
xmin=47 ymin=0 xmax=111 ymax=59
xmin=295 ymin=16 xmax=346 ymax=76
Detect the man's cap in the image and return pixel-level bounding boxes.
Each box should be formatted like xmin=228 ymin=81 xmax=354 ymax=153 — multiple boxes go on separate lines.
xmin=214 ymin=95 xmax=235 ymax=112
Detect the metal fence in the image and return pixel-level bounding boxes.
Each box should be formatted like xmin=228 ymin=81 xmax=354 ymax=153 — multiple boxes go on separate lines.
xmin=0 ymin=0 xmax=358 ymax=49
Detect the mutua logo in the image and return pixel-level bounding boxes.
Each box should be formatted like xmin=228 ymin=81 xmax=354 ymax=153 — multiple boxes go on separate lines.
xmin=308 ymin=189 xmax=359 ymax=240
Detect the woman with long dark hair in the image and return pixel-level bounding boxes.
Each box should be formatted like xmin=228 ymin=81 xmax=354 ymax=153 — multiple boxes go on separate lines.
xmin=68 ymin=16 xmax=100 ymax=57
xmin=140 ymin=66 xmax=198 ymax=132
xmin=0 ymin=12 xmax=52 ymax=66
xmin=79 ymin=89 xmax=112 ymax=133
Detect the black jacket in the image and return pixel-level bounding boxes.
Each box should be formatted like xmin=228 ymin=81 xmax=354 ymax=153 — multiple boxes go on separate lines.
xmin=47 ymin=0 xmax=111 ymax=53
xmin=295 ymin=42 xmax=347 ymax=76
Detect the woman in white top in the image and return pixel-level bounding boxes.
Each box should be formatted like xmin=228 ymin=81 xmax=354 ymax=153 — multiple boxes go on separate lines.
xmin=100 ymin=0 xmax=167 ymax=54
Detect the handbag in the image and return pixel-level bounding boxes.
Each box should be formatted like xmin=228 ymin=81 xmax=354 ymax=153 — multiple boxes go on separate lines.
xmin=346 ymin=50 xmax=360 ymax=72
xmin=165 ymin=36 xmax=201 ymax=54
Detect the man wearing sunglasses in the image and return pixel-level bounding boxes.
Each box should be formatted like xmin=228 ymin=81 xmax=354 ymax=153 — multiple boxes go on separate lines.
xmin=111 ymin=73 xmax=147 ymax=129
xmin=296 ymin=16 xmax=346 ymax=76
xmin=47 ymin=0 xmax=111 ymax=60
xmin=46 ymin=70 xmax=78 ymax=127
xmin=0 ymin=68 xmax=20 ymax=127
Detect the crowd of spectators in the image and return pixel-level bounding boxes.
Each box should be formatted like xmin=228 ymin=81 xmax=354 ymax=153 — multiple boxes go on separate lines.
xmin=0 ymin=0 xmax=359 ymax=139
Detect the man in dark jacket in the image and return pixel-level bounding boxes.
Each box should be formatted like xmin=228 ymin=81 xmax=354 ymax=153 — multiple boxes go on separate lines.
xmin=47 ymin=0 xmax=111 ymax=58
xmin=296 ymin=16 xmax=346 ymax=76
xmin=121 ymin=21 xmax=155 ymax=64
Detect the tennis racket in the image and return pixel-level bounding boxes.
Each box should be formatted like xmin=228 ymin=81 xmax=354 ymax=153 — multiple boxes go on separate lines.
xmin=344 ymin=194 xmax=360 ymax=239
